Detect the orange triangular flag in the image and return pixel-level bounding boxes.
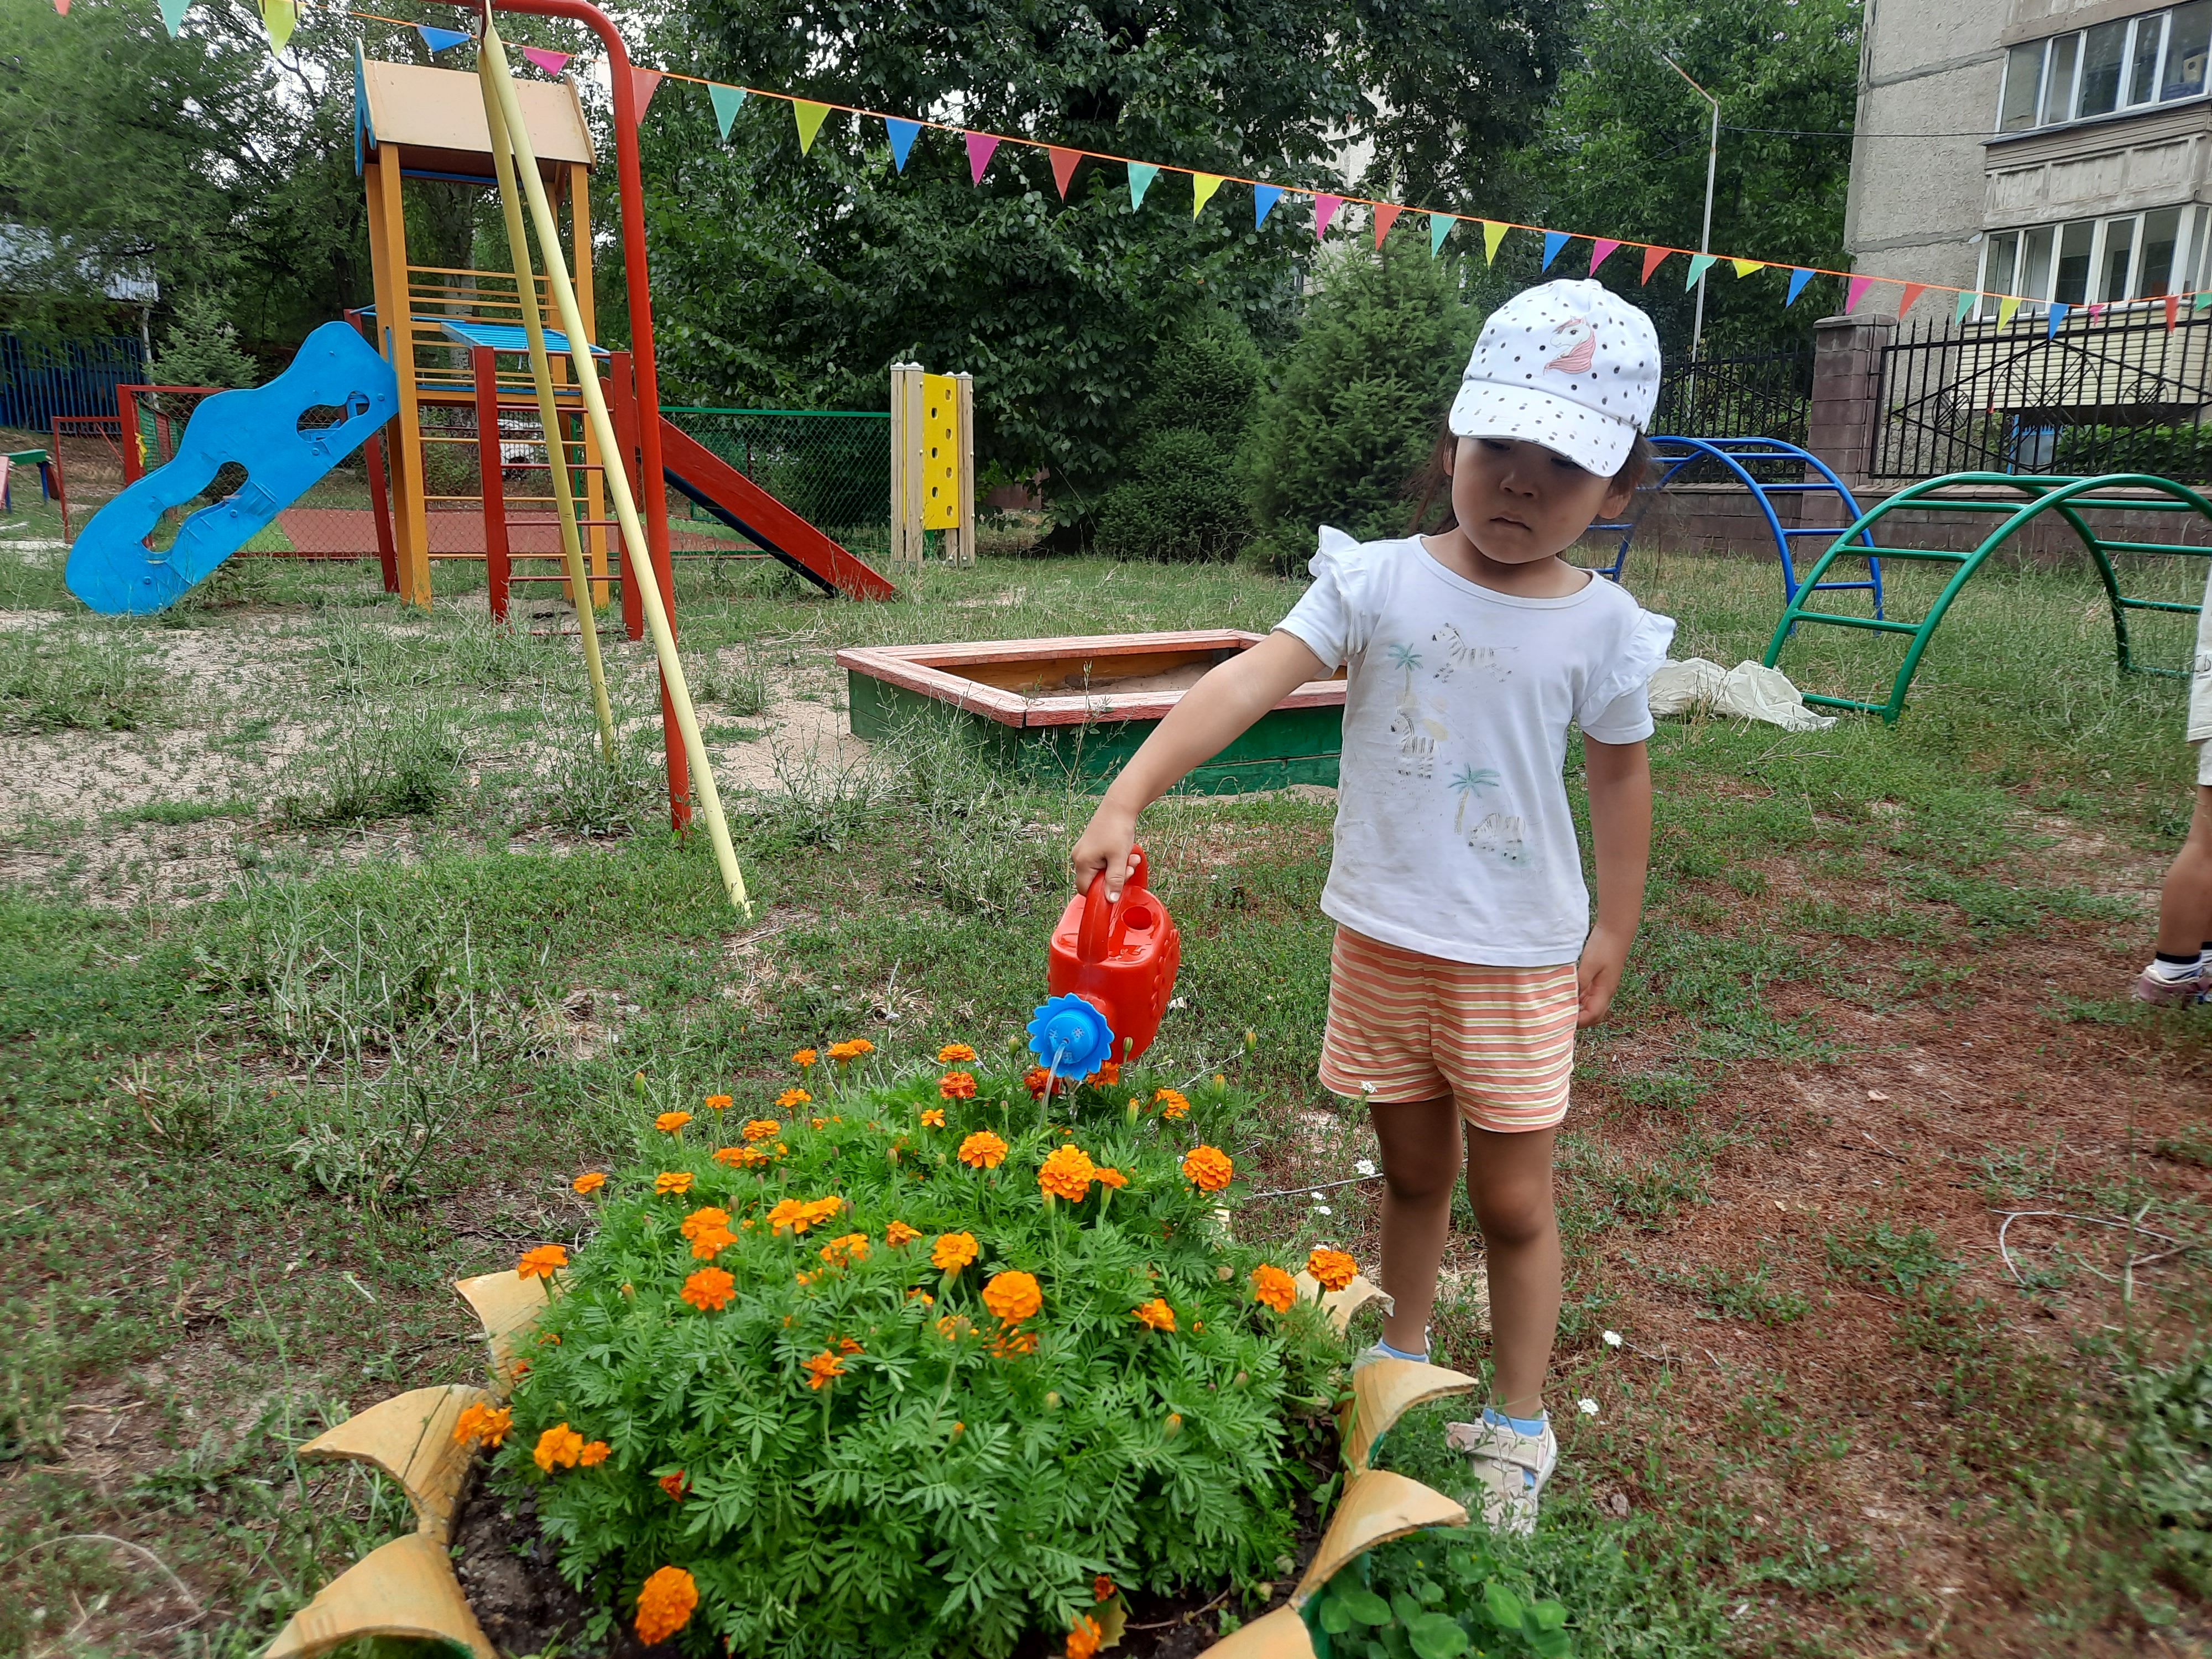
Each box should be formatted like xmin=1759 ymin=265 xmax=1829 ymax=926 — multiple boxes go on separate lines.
xmin=1897 ymin=283 xmax=1926 ymax=319
xmin=1639 ymin=246 xmax=1669 ymax=283
xmin=2167 ymin=293 xmax=2182 ymax=331
xmin=1050 ymin=147 xmax=1082 ymax=200
xmin=1371 ymin=203 xmax=1402 ymax=247
xmin=632 ymin=68 xmax=664 ymax=119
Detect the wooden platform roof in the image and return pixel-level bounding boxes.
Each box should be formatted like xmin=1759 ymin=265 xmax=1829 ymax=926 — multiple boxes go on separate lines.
xmin=354 ymin=52 xmax=595 ymax=180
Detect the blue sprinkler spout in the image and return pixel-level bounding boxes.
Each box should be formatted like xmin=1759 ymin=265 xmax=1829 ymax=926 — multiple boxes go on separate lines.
xmin=1025 ymin=994 xmax=1116 ymax=1078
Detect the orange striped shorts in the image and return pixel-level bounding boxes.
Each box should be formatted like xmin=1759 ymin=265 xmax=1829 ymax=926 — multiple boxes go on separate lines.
xmin=1317 ymin=927 xmax=1578 ymax=1132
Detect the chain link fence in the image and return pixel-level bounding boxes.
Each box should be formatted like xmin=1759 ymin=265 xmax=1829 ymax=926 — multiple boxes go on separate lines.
xmin=663 ymin=407 xmax=891 ymax=559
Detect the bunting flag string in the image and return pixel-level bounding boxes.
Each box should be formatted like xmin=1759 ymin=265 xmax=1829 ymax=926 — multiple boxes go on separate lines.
xmin=1954 ymin=290 xmax=1978 ymax=323
xmin=1540 ymin=230 xmax=1568 ymax=271
xmin=631 ymin=67 xmax=663 ymax=118
xmin=1997 ymin=296 xmax=2022 ymax=326
xmin=1254 ymin=184 xmax=1283 ymax=227
xmin=1785 ymin=268 xmax=1814 ymax=307
xmin=1639 ymin=245 xmax=1668 ymax=283
xmin=1312 ymin=193 xmax=1343 ymax=239
xmin=1481 ymin=220 xmax=1507 ymax=264
xmin=888 ymin=118 xmax=921 ymax=172
xmin=1730 ymin=258 xmax=1763 ymax=278
xmin=1192 ymin=173 xmax=1225 ymax=218
xmin=1128 ymin=163 xmax=1160 ymax=210
xmin=1588 ymin=237 xmax=1620 ymax=276
xmin=791 ymin=100 xmax=830 ymax=154
xmin=1897 ymin=282 xmax=1926 ymax=319
xmin=1428 ymin=212 xmax=1451 ymax=256
xmin=710 ymin=84 xmax=746 ymax=140
xmin=520 ymin=45 xmax=571 ymax=75
xmin=1050 ymin=146 xmax=1081 ymax=199
xmin=1371 ymin=202 xmax=1401 ymax=247
xmin=964 ymin=131 xmax=998 ymax=184
xmin=2046 ymin=301 xmax=2069 ymax=338
xmin=1844 ymin=273 xmax=1874 ymax=312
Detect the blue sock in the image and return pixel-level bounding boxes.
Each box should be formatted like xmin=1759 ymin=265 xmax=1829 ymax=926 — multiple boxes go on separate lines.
xmin=1375 ymin=1336 xmax=1429 ymax=1362
xmin=1483 ymin=1406 xmax=1547 ymax=1487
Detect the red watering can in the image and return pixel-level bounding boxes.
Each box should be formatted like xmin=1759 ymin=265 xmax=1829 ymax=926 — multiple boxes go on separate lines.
xmin=1030 ymin=846 xmax=1182 ymax=1071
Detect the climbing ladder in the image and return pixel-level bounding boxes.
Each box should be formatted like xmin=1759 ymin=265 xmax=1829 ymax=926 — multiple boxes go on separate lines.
xmin=1765 ymin=471 xmax=2212 ymax=722
xmin=1584 ymin=435 xmax=1885 ymax=616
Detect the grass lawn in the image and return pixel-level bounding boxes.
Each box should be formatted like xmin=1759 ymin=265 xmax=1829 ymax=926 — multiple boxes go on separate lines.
xmin=1 ymin=523 xmax=2208 ymax=1657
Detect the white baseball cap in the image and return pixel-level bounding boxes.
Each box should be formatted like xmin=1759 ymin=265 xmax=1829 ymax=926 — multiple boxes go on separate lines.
xmin=1447 ymin=279 xmax=1662 ymax=476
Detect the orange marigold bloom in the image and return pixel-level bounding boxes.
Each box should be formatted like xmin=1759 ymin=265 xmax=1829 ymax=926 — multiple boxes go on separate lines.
xmin=1086 ymin=1061 xmax=1121 ymax=1086
xmin=805 ymin=1349 xmax=848 ymax=1390
xmin=1095 ymin=1166 xmax=1129 ymax=1190
xmin=818 ymin=1232 xmax=869 ymax=1267
xmin=990 ymin=1325 xmax=1039 ymax=1358
xmin=1181 ymin=1145 xmax=1233 ymax=1192
xmin=938 ymin=1070 xmax=978 ymax=1100
xmin=654 ymin=1171 xmax=694 ymax=1197
xmin=517 ymin=1244 xmax=567 ymax=1280
xmin=776 ymin=1088 xmax=812 ymax=1110
xmin=680 ymin=1266 xmax=735 ymax=1312
xmin=578 ymin=1440 xmax=611 ymax=1467
xmin=920 ymin=1107 xmax=946 ymax=1128
xmin=636 ymin=1563 xmax=698 ymax=1644
xmin=1094 ymin=1575 xmax=1117 ymax=1602
xmin=704 ymin=1094 xmax=732 ymax=1112
xmin=980 ymin=1269 xmax=1042 ymax=1323
xmin=658 ymin=1470 xmax=688 ymax=1501
xmin=655 ymin=1110 xmax=692 ymax=1133
xmin=713 ymin=1144 xmax=766 ymax=1168
xmin=1251 ymin=1263 xmax=1297 ymax=1312
xmin=690 ymin=1225 xmax=736 ymax=1259
xmin=1037 ymin=1142 xmax=1096 ymax=1202
xmin=451 ymin=1402 xmax=512 ymax=1447
xmin=679 ymin=1205 xmax=732 ymax=1240
xmin=742 ymin=1118 xmax=780 ymax=1141
xmin=811 ymin=1117 xmax=828 ymax=1130
xmin=768 ymin=1194 xmax=843 ymax=1234
xmin=885 ymin=1220 xmax=921 ymax=1246
xmin=571 ymin=1171 xmax=607 ymax=1195
xmin=958 ymin=1130 xmax=1009 ymax=1169
xmin=534 ymin=1422 xmax=586 ymax=1473
xmin=827 ymin=1038 xmax=875 ymax=1062
xmin=1306 ymin=1247 xmax=1359 ymax=1292
xmin=1154 ymin=1088 xmax=1191 ymax=1120
xmin=1131 ymin=1297 xmax=1177 ymax=1332
xmin=937 ymin=1042 xmax=978 ymax=1063
xmin=792 ymin=1048 xmax=818 ymax=1068
xmin=1023 ymin=1065 xmax=1067 ymax=1099
xmin=931 ymin=1232 xmax=979 ymax=1273
xmin=1070 ymin=1615 xmax=1104 ymax=1659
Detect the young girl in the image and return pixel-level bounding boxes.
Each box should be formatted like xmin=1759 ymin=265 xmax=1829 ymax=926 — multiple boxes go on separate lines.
xmin=2132 ymin=553 xmax=2212 ymax=1004
xmin=1071 ymin=279 xmax=1672 ymax=1534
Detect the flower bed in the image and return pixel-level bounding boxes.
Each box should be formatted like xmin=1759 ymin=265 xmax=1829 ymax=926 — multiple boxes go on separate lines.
xmin=474 ymin=1045 xmax=1354 ymax=1657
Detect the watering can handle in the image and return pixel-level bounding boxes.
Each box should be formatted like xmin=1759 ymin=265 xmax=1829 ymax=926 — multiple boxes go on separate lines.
xmin=1077 ymin=845 xmax=1146 ymax=965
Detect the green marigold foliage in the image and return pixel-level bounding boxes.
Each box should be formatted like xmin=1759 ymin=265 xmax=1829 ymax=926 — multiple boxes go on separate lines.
xmin=493 ymin=1059 xmax=1345 ymax=1657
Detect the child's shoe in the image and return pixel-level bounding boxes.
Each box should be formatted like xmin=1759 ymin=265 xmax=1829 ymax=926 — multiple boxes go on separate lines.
xmin=2133 ymin=958 xmax=2206 ymax=1005
xmin=1445 ymin=1411 xmax=1557 ymax=1536
xmin=1354 ymin=1332 xmax=1430 ymax=1369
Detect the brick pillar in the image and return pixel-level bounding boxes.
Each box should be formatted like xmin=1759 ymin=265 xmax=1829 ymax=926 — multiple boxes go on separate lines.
xmin=1807 ymin=312 xmax=1895 ymax=489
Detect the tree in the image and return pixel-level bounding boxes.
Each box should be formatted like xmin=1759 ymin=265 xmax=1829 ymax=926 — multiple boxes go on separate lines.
xmin=1092 ymin=308 xmax=1263 ymax=561
xmin=149 ymin=289 xmax=258 ymax=387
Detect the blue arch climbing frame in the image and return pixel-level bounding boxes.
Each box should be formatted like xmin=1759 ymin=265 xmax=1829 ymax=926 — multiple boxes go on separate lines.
xmin=1763 ymin=472 xmax=2212 ymax=723
xmin=1583 ymin=435 xmax=1885 ymax=617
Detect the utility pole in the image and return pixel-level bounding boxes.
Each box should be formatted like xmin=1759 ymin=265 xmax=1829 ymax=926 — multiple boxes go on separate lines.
xmin=1661 ymin=53 xmax=1721 ymax=364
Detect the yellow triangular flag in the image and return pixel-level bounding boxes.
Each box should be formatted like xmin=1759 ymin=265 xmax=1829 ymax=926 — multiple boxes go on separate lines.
xmin=261 ymin=0 xmax=296 ymax=51
xmin=1730 ymin=258 xmax=1763 ymax=278
xmin=1191 ymin=173 xmax=1225 ymax=217
xmin=1997 ymin=294 xmax=2021 ymax=327
xmin=792 ymin=100 xmax=831 ymax=155
xmin=1481 ymin=220 xmax=1507 ymax=263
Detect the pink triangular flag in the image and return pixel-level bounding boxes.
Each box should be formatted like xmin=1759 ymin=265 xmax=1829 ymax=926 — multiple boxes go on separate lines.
xmin=1845 ymin=274 xmax=1873 ymax=312
xmin=522 ymin=46 xmax=572 ymax=75
xmin=964 ymin=132 xmax=999 ymax=184
xmin=1313 ymin=193 xmax=1344 ymax=239
xmin=1896 ymin=283 xmax=1926 ymax=319
xmin=1049 ymin=147 xmax=1081 ymax=200
xmin=1639 ymin=246 xmax=1669 ymax=283
xmin=2086 ymin=302 xmax=2107 ymax=319
xmin=1371 ymin=203 xmax=1402 ymax=248
xmin=53 ymin=0 xmax=70 ymax=13
xmin=1589 ymin=238 xmax=1621 ymax=275
xmin=631 ymin=67 xmax=664 ymax=119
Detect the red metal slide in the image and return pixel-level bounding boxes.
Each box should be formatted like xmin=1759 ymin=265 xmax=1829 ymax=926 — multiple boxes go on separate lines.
xmin=657 ymin=418 xmax=898 ymax=600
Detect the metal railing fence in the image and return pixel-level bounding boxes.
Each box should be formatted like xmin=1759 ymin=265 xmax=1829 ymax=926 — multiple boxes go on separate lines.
xmin=0 ymin=331 xmax=145 ymax=431
xmin=1651 ymin=349 xmax=1814 ymax=455
xmin=662 ymin=406 xmax=891 ymax=542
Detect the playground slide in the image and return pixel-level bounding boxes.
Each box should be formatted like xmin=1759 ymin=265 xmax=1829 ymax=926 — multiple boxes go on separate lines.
xmin=65 ymin=321 xmax=398 ymax=615
xmin=656 ymin=418 xmax=898 ymax=601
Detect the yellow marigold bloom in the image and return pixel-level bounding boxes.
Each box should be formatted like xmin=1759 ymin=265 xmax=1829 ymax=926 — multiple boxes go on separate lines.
xmin=1037 ymin=1142 xmax=1096 ymax=1202
xmin=654 ymin=1171 xmax=694 ymax=1197
xmin=534 ymin=1422 xmax=585 ymax=1473
xmin=635 ymin=1564 xmax=698 ymax=1644
xmin=920 ymin=1107 xmax=946 ymax=1128
xmin=703 ymin=1094 xmax=732 ymax=1112
xmin=938 ymin=1070 xmax=978 ymax=1100
xmin=1251 ymin=1263 xmax=1297 ymax=1312
xmin=931 ymin=1232 xmax=979 ymax=1273
xmin=885 ymin=1220 xmax=921 ymax=1246
xmin=1181 ymin=1145 xmax=1233 ymax=1192
xmin=516 ymin=1244 xmax=567 ymax=1280
xmin=1095 ymin=1166 xmax=1129 ymax=1190
xmin=937 ymin=1042 xmax=978 ymax=1063
xmin=818 ymin=1232 xmax=869 ymax=1267
xmin=958 ymin=1130 xmax=1008 ymax=1169
xmin=981 ymin=1269 xmax=1042 ymax=1323
xmin=1154 ymin=1087 xmax=1191 ymax=1120
xmin=792 ymin=1048 xmax=818 ymax=1068
xmin=571 ymin=1172 xmax=607 ymax=1195
xmin=578 ymin=1439 xmax=611 ymax=1467
xmin=713 ymin=1144 xmax=766 ymax=1168
xmin=805 ymin=1349 xmax=849 ymax=1390
xmin=680 ymin=1266 xmax=735 ymax=1312
xmin=1306 ymin=1246 xmax=1359 ymax=1292
xmin=451 ymin=1402 xmax=512 ymax=1447
xmin=1069 ymin=1614 xmax=1104 ymax=1659
xmin=1131 ymin=1297 xmax=1177 ymax=1332
xmin=775 ymin=1088 xmax=812 ymax=1110
xmin=679 ymin=1206 xmax=732 ymax=1240
xmin=655 ymin=1110 xmax=692 ymax=1133
xmin=742 ymin=1118 xmax=780 ymax=1141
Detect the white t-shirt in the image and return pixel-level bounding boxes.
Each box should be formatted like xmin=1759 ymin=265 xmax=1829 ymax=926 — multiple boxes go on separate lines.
xmin=1277 ymin=528 xmax=1675 ymax=967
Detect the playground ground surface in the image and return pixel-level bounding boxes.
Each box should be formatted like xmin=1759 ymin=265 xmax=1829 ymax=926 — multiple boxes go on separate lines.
xmin=1 ymin=492 xmax=2209 ymax=1657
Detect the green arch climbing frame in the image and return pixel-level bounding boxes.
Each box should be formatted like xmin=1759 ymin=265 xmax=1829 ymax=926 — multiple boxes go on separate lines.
xmin=1763 ymin=471 xmax=2212 ymax=723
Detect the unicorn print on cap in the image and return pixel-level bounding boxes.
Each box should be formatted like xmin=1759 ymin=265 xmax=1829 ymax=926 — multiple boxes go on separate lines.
xmin=1542 ymin=316 xmax=1598 ymax=377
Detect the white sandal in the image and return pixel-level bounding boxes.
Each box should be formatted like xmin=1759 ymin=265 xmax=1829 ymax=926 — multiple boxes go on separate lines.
xmin=1445 ymin=1415 xmax=1557 ymax=1536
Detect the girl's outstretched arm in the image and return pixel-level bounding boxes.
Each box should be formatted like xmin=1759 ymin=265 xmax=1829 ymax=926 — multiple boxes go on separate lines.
xmin=1578 ymin=735 xmax=1653 ymax=1027
xmin=1071 ymin=629 xmax=1329 ymax=899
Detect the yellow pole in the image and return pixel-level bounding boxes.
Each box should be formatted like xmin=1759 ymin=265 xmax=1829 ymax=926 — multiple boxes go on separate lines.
xmin=479 ymin=58 xmax=616 ymax=761
xmin=477 ymin=19 xmax=750 ymax=916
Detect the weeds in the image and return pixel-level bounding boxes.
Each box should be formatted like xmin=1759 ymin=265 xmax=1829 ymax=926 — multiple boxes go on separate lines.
xmin=0 ymin=627 xmax=160 ymax=731
xmin=279 ymin=702 xmax=465 ymax=824
xmin=1823 ymin=1219 xmax=1961 ymax=1298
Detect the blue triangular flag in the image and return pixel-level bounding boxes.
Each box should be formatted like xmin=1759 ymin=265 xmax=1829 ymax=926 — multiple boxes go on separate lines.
xmin=2047 ymin=301 xmax=2068 ymax=337
xmin=710 ymin=84 xmax=747 ymax=140
xmin=1129 ymin=163 xmax=1160 ymax=209
xmin=1785 ymin=267 xmax=1814 ymax=307
xmin=417 ymin=24 xmax=470 ymax=53
xmin=884 ymin=117 xmax=919 ymax=171
xmin=1254 ymin=184 xmax=1284 ymax=227
xmin=1428 ymin=213 xmax=1452 ymax=255
xmin=1541 ymin=230 xmax=1569 ymax=270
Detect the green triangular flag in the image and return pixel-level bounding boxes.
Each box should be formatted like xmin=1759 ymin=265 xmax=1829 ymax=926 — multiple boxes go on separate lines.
xmin=1428 ymin=213 xmax=1452 ymax=255
xmin=1684 ymin=253 xmax=1718 ymax=288
xmin=792 ymin=100 xmax=831 ymax=155
xmin=1480 ymin=220 xmax=1507 ymax=263
xmin=1954 ymin=290 xmax=1977 ymax=322
xmin=1128 ymin=163 xmax=1159 ymax=209
xmin=2194 ymin=291 xmax=2212 ymax=311
xmin=711 ymin=85 xmax=747 ymax=140
xmin=159 ymin=0 xmax=189 ymax=34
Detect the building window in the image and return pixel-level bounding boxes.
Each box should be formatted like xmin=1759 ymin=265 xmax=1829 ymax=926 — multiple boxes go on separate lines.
xmin=1976 ymin=206 xmax=2203 ymax=316
xmin=1997 ymin=2 xmax=2210 ymax=131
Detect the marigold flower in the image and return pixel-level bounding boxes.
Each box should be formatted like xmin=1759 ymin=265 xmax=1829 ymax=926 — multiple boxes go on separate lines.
xmin=827 ymin=1038 xmax=875 ymax=1062
xmin=805 ymin=1349 xmax=848 ymax=1390
xmin=819 ymin=1232 xmax=869 ymax=1267
xmin=635 ymin=1564 xmax=698 ymax=1644
xmin=534 ymin=1422 xmax=585 ymax=1473
xmin=1095 ymin=1167 xmax=1129 ymax=1190
xmin=680 ymin=1205 xmax=732 ymax=1240
xmin=1037 ymin=1142 xmax=1097 ymax=1202
xmin=931 ymin=1231 xmax=979 ymax=1273
xmin=811 ymin=1117 xmax=828 ymax=1130
xmin=792 ymin=1048 xmax=818 ymax=1068
xmin=655 ymin=1110 xmax=692 ymax=1133
xmin=658 ymin=1470 xmax=688 ymax=1501
xmin=451 ymin=1402 xmax=512 ymax=1447
xmin=935 ymin=1070 xmax=978 ymax=1102
xmin=1131 ymin=1297 xmax=1177 ymax=1332
xmin=516 ymin=1244 xmax=567 ymax=1280
xmin=907 ymin=1287 xmax=935 ymax=1305
xmin=654 ymin=1171 xmax=693 ymax=1197
xmin=1023 ymin=1064 xmax=1067 ymax=1099
xmin=885 ymin=1220 xmax=921 ymax=1246
xmin=713 ymin=1144 xmax=766 ymax=1168
xmin=936 ymin=1313 xmax=974 ymax=1340
xmin=775 ymin=1088 xmax=812 ymax=1110
xmin=1306 ymin=1246 xmax=1359 ymax=1292
xmin=920 ymin=1107 xmax=947 ymax=1128
xmin=981 ymin=1269 xmax=1042 ymax=1323
xmin=1086 ymin=1061 xmax=1121 ymax=1087
xmin=690 ymin=1225 xmax=736 ymax=1259
xmin=1251 ymin=1263 xmax=1297 ymax=1312
xmin=1154 ymin=1087 xmax=1191 ymax=1120
xmin=742 ymin=1118 xmax=780 ymax=1141
xmin=1094 ymin=1574 xmax=1116 ymax=1602
xmin=958 ymin=1130 xmax=1009 ymax=1170
xmin=680 ymin=1266 xmax=735 ymax=1312
xmin=571 ymin=1171 xmax=607 ymax=1195
xmin=767 ymin=1194 xmax=843 ymax=1234
xmin=1070 ymin=1614 xmax=1104 ymax=1659
xmin=990 ymin=1325 xmax=1039 ymax=1358
xmin=578 ymin=1439 xmax=611 ymax=1467
xmin=937 ymin=1042 xmax=978 ymax=1063
xmin=704 ymin=1094 xmax=732 ymax=1112
xmin=1181 ymin=1145 xmax=1233 ymax=1192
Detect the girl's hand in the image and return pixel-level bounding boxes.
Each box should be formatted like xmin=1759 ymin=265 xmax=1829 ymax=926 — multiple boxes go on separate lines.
xmin=1575 ymin=926 xmax=1633 ymax=1027
xmin=1071 ymin=799 xmax=1140 ymax=900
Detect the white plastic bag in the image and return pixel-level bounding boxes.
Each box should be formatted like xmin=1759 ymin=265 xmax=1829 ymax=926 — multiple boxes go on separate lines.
xmin=1647 ymin=657 xmax=1835 ymax=732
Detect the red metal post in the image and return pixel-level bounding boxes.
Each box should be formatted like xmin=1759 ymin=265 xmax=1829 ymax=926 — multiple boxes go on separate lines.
xmin=473 ymin=345 xmax=512 ymax=621
xmin=118 ymin=385 xmax=143 ymax=485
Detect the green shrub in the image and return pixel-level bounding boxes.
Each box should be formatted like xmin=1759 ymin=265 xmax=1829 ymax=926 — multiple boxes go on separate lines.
xmin=488 ymin=1054 xmax=1347 ymax=1656
xmin=1311 ymin=1533 xmax=1570 ymax=1658
xmin=1245 ymin=244 xmax=1478 ymax=572
xmin=148 ymin=289 xmax=258 ymax=389
xmin=1093 ymin=310 xmax=1264 ymax=563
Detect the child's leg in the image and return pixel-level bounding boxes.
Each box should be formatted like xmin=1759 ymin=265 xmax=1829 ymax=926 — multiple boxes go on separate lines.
xmin=1464 ymin=1125 xmax=1562 ymax=1418
xmin=2154 ymin=783 xmax=2212 ymax=957
xmin=1369 ymin=1097 xmax=1463 ymax=1354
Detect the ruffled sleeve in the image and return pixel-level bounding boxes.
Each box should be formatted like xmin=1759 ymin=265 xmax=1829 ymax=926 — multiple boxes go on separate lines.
xmin=1276 ymin=524 xmax=1375 ymax=670
xmin=1575 ymin=604 xmax=1678 ymax=741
